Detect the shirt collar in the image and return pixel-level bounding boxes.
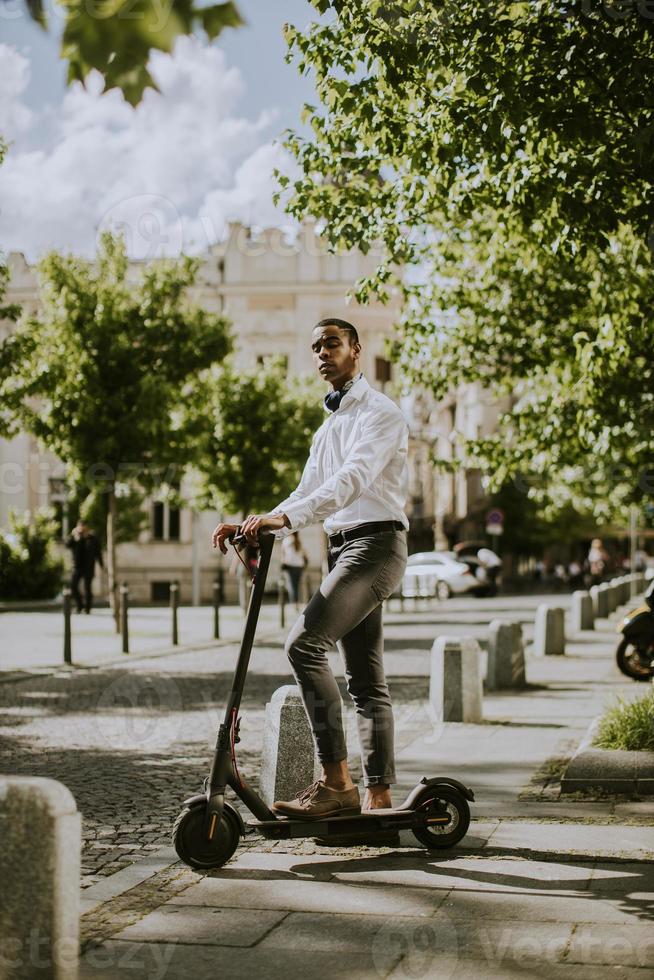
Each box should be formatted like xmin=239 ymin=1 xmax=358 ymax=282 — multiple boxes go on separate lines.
xmin=323 ymin=373 xmax=368 ymax=413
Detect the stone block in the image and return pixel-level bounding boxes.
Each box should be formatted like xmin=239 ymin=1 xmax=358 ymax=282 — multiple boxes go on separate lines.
xmin=485 ymin=620 xmax=525 ymax=691
xmin=606 ymin=582 xmax=619 ymax=613
xmin=533 ymin=605 xmax=565 ymax=656
xmin=430 ymin=636 xmax=483 ymax=723
xmin=571 ymin=591 xmax=594 ymax=632
xmin=0 ymin=776 xmax=81 ymax=980
xmin=596 ymin=583 xmax=610 ymax=618
xmin=260 ymin=685 xmax=321 ymax=807
xmin=589 ymin=585 xmax=600 ymax=617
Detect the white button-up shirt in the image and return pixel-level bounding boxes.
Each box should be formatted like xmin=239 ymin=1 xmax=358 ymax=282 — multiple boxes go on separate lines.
xmin=273 ymin=375 xmax=409 ymax=536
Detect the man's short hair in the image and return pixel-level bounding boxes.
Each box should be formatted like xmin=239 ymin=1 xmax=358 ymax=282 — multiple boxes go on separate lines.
xmin=314 ymin=318 xmax=360 ymax=346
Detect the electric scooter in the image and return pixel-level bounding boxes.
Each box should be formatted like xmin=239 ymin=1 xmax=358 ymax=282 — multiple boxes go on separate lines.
xmin=615 ymin=578 xmax=654 ymax=681
xmin=173 ymin=530 xmax=474 ymax=871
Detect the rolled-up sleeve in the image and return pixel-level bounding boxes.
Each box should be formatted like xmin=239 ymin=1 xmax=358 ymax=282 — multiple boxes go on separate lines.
xmin=279 ymin=409 xmax=407 ymax=533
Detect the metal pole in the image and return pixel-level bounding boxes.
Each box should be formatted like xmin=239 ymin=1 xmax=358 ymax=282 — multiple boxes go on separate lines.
xmin=278 ymin=576 xmax=286 ymax=630
xmin=120 ymin=582 xmax=129 ymax=654
xmin=191 ymin=509 xmax=200 ymax=607
xmin=63 ymin=587 xmax=72 ymax=665
xmin=212 ymin=579 xmax=220 ymax=639
xmin=630 ymin=504 xmax=638 ymax=598
xmin=170 ymin=580 xmax=179 ymax=646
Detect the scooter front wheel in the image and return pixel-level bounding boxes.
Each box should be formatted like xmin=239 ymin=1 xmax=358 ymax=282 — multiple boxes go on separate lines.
xmin=412 ymin=785 xmax=470 ymax=850
xmin=616 ymin=638 xmax=654 ymax=682
xmin=173 ymin=803 xmax=241 ymax=870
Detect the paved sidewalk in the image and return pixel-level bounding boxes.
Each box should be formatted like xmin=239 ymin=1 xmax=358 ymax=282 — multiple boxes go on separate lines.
xmin=0 ymin=590 xmax=581 ymax=674
xmin=0 ymin=603 xmax=288 ymax=672
xmin=72 ymin=597 xmax=654 ymax=979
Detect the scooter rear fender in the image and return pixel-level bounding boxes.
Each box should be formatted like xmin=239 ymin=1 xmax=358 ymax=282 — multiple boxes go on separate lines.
xmin=396 ymin=776 xmax=475 ymax=810
xmin=619 ymin=606 xmax=654 ymax=642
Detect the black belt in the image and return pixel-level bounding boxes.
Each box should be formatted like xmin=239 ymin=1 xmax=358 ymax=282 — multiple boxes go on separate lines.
xmin=328 ymin=520 xmax=405 ymax=548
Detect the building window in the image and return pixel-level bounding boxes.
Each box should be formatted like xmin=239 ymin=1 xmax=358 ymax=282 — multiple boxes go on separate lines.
xmin=152 ymin=499 xmax=180 ymax=541
xmin=375 ymin=357 xmax=392 ymax=384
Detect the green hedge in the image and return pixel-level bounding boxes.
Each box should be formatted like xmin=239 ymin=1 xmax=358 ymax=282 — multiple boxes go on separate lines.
xmin=0 ymin=509 xmax=64 ymax=601
xmin=594 ymin=690 xmax=654 ymax=752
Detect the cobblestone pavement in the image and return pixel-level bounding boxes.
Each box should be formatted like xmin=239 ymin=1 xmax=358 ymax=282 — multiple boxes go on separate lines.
xmin=0 ymin=591 xmax=642 ymax=894
xmin=0 ymin=657 xmax=431 ymax=888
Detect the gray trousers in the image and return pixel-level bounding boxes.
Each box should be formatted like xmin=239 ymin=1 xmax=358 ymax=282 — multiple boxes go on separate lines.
xmin=284 ymin=528 xmax=407 ymax=787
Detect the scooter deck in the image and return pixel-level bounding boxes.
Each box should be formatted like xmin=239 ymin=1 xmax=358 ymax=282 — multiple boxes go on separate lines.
xmin=248 ymin=807 xmax=450 ymax=840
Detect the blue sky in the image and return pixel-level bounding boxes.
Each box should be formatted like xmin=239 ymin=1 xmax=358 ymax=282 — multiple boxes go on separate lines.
xmin=0 ymin=0 xmax=320 ymax=260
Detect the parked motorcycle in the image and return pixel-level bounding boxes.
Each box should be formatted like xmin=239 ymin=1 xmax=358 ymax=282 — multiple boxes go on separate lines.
xmin=615 ymin=579 xmax=654 ymax=681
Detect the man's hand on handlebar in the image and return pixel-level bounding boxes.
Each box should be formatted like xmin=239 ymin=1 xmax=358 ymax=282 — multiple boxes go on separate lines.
xmin=240 ymin=513 xmax=289 ymax=545
xmin=211 ymin=513 xmax=290 ymax=553
xmin=211 ymin=522 xmax=240 ymax=555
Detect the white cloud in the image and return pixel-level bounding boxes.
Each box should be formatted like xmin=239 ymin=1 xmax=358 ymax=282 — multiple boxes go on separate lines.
xmin=0 ymin=36 xmax=297 ymax=261
xmin=0 ymin=45 xmax=34 ymax=139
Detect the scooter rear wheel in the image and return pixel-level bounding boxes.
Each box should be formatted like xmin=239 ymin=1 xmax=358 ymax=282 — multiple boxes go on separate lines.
xmin=412 ymin=785 xmax=470 ymax=849
xmin=173 ymin=803 xmax=240 ymax=870
xmin=616 ymin=638 xmax=653 ymax=681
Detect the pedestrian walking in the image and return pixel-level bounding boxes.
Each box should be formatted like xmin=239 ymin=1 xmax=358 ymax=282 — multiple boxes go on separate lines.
xmin=281 ymin=532 xmax=307 ymax=612
xmin=588 ymin=537 xmax=608 ymax=585
xmin=65 ymin=520 xmax=103 ymax=614
xmin=212 ymin=317 xmax=409 ymax=818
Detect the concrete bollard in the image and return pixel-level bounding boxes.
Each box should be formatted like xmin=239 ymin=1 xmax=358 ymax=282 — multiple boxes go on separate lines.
xmin=534 ymin=605 xmax=565 ymax=656
xmin=595 ymin=582 xmax=610 ymax=618
xmin=430 ymin=636 xmax=483 ymax=722
xmin=571 ymin=591 xmax=594 ymax=631
xmin=589 ymin=585 xmax=600 ymax=617
xmin=485 ymin=620 xmax=526 ymax=691
xmin=0 ymin=777 xmax=80 ymax=979
xmin=602 ymin=581 xmax=616 ymax=614
xmin=260 ymin=685 xmax=321 ymax=807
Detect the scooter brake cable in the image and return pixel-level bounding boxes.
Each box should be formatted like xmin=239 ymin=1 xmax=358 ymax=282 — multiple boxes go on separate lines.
xmin=231 ymin=540 xmax=258 ymax=583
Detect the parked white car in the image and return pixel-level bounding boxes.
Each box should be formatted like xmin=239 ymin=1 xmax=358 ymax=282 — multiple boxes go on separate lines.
xmin=402 ymin=551 xmax=479 ymax=600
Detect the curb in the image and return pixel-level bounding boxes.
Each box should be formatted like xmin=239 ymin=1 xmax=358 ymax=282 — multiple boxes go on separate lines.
xmin=561 ymin=717 xmax=654 ymax=796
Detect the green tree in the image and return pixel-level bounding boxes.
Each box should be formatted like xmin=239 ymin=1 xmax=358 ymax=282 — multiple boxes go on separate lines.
xmin=0 ymin=232 xmax=232 ymax=621
xmin=283 ymin=1 xmax=654 ymax=263
xmin=184 ymin=358 xmax=324 ymax=518
xmin=280 ymin=1 xmax=654 ymax=526
xmin=0 ymin=509 xmax=64 ymax=601
xmin=15 ymin=0 xmax=243 ymax=105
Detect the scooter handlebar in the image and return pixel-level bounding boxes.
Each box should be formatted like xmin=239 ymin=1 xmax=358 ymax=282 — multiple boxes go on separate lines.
xmin=229 ymin=527 xmax=274 ymax=548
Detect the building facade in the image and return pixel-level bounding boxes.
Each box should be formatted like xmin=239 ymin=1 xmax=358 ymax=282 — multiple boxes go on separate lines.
xmin=0 ymin=223 xmax=495 ymax=601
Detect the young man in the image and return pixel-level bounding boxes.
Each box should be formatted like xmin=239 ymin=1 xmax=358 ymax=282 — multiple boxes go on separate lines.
xmin=212 ymin=318 xmax=408 ymax=817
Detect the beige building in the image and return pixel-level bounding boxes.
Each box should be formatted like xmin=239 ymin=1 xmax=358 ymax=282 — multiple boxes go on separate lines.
xmin=0 ymin=223 xmax=495 ymax=602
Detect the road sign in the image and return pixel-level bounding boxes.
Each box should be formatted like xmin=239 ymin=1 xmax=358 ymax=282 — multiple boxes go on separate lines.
xmin=486 ymin=508 xmax=504 ymax=525
xmin=486 ymin=508 xmax=504 ymax=536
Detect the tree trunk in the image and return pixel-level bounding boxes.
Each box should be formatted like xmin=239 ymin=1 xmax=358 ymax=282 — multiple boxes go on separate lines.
xmin=106 ymin=486 xmax=120 ymax=632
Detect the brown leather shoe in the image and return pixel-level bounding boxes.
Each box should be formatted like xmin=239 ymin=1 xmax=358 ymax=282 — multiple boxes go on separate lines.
xmin=272 ymin=780 xmax=361 ymax=820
